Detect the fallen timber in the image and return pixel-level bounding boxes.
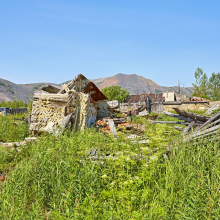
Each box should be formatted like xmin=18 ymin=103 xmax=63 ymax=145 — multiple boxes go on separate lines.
xmin=186 ymin=124 xmax=220 ymax=140
xmin=198 ymin=118 xmax=220 ymax=132
xmin=196 ymin=111 xmax=220 ymax=131
xmin=174 ymin=126 xmax=183 ymax=131
xmin=163 ymin=111 xmax=203 ymax=123
xmin=183 ymin=121 xmax=195 ymax=135
xmin=193 ymin=130 xmax=220 ymax=140
xmin=173 ymin=108 xmax=210 ymax=122
xmin=206 ymin=103 xmax=219 ymax=115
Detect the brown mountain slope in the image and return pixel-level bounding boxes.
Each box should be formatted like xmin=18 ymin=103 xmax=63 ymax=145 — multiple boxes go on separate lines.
xmin=92 ymin=73 xmax=194 ymax=96
xmin=0 ymin=78 xmax=62 ymax=103
xmin=0 ymin=73 xmax=193 ymax=103
xmin=0 ymin=78 xmax=34 ymax=103
xmin=21 ymin=83 xmax=62 ymax=92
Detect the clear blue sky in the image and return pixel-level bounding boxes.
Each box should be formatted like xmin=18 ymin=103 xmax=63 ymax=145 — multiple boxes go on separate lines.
xmin=0 ymin=0 xmax=220 ymax=87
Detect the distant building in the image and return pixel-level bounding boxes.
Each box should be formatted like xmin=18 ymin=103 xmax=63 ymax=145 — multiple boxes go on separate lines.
xmin=163 ymin=92 xmax=176 ymax=102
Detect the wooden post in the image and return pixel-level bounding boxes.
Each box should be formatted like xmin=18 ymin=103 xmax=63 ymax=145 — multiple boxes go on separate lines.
xmin=108 ymin=119 xmax=117 ymax=135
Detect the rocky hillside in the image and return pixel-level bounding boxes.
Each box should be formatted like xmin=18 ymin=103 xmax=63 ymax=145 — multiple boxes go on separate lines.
xmin=91 ymin=73 xmax=194 ymax=96
xmin=0 ymin=78 xmax=62 ymax=103
xmin=0 ymin=78 xmax=34 ymax=103
xmin=0 ymin=73 xmax=194 ymax=103
xmin=21 ymin=83 xmax=62 ymax=93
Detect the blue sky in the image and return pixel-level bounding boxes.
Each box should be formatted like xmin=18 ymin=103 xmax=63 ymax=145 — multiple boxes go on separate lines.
xmin=0 ymin=0 xmax=220 ymax=86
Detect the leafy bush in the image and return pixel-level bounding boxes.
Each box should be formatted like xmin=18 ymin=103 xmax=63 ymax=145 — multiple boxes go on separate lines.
xmin=101 ymin=86 xmax=129 ymax=103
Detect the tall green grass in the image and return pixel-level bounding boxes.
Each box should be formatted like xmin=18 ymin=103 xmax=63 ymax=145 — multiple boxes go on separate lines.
xmin=0 ymin=114 xmax=29 ymax=142
xmin=0 ymin=114 xmax=220 ymax=219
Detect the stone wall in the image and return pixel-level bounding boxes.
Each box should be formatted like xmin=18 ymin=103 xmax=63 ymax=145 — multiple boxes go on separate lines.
xmin=30 ymin=92 xmax=95 ymax=133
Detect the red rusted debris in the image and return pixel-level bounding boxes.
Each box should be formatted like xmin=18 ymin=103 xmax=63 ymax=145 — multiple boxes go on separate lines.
xmin=0 ymin=174 xmax=5 ymax=183
xmin=96 ymin=120 xmax=110 ymax=133
xmin=118 ymin=123 xmax=131 ymax=128
xmin=184 ymin=97 xmax=210 ymax=102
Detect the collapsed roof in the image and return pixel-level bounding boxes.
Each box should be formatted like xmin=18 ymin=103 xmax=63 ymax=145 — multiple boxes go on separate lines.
xmin=29 ymin=74 xmax=111 ymax=135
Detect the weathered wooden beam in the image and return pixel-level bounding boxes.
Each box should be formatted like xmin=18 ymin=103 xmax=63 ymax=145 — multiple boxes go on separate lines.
xmin=173 ymin=108 xmax=210 ymax=122
xmin=163 ymin=111 xmax=197 ymax=123
xmin=33 ymin=93 xmax=69 ymax=102
xmin=206 ymin=103 xmax=219 ymax=115
xmin=188 ymin=124 xmax=220 ymax=139
xmin=194 ymin=130 xmax=219 ymax=140
xmin=198 ymin=118 xmax=220 ymax=132
xmin=183 ymin=121 xmax=195 ymax=135
xmin=174 ymin=126 xmax=183 ymax=131
xmin=196 ymin=111 xmax=220 ymax=131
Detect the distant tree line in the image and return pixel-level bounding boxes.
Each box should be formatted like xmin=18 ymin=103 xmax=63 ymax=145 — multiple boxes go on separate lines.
xmin=0 ymin=100 xmax=28 ymax=108
xmin=192 ymin=68 xmax=220 ymax=100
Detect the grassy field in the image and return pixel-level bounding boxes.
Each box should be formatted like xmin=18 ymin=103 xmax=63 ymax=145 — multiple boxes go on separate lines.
xmin=0 ymin=113 xmax=220 ymax=219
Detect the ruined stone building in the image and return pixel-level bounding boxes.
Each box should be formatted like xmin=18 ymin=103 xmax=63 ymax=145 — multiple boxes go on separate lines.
xmin=29 ymin=74 xmax=112 ymax=134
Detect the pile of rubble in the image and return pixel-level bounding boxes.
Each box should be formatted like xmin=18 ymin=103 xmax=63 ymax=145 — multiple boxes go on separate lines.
xmin=95 ymin=115 xmax=146 ymax=137
xmin=29 ymin=74 xmax=112 ymax=135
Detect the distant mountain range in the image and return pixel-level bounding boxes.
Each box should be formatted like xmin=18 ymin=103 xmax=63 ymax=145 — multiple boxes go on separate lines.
xmin=0 ymin=73 xmax=194 ymax=103
xmin=0 ymin=78 xmax=34 ymax=103
xmin=91 ymin=73 xmax=194 ymax=96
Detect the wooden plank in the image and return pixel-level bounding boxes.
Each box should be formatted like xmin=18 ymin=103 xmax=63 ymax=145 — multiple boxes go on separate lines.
xmin=199 ymin=118 xmax=220 ymax=132
xmin=194 ymin=130 xmax=220 ymax=140
xmin=183 ymin=121 xmax=195 ymax=135
xmin=196 ymin=111 xmax=220 ymax=131
xmin=188 ymin=124 xmax=220 ymax=139
xmin=58 ymin=79 xmax=75 ymax=94
xmin=206 ymin=103 xmax=219 ymax=114
xmin=108 ymin=119 xmax=117 ymax=135
xmin=174 ymin=126 xmax=183 ymax=131
xmin=33 ymin=93 xmax=69 ymax=102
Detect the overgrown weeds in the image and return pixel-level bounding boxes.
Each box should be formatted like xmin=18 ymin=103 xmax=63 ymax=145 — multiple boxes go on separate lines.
xmin=0 ymin=114 xmax=220 ymax=219
xmin=0 ymin=114 xmax=29 ymax=142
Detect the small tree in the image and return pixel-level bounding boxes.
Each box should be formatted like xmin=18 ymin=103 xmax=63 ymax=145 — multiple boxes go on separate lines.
xmin=101 ymin=86 xmax=129 ymax=103
xmin=192 ymin=68 xmax=210 ymax=99
xmin=208 ymin=72 xmax=220 ymax=100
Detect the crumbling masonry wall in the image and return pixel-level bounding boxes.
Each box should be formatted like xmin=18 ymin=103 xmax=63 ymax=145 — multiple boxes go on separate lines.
xmin=30 ymin=92 xmax=95 ymax=133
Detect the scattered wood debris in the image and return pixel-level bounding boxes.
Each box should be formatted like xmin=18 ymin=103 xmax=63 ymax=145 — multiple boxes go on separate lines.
xmin=206 ymin=103 xmax=220 ymax=115
xmin=156 ymin=107 xmax=220 ymax=141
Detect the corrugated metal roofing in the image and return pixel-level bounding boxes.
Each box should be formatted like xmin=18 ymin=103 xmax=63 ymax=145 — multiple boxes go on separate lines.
xmin=147 ymin=93 xmax=164 ymax=103
xmin=126 ymin=94 xmax=149 ymax=104
xmin=126 ymin=93 xmax=164 ymax=104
